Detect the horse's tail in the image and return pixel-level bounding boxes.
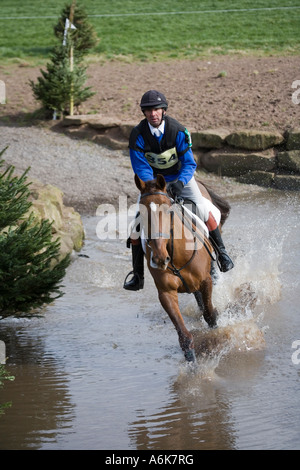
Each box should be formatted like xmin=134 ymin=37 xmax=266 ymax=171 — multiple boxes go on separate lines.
xmin=199 ymin=180 xmax=231 ymax=226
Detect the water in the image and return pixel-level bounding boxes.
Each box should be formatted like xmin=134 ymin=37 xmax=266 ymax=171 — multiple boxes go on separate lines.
xmin=0 ymin=190 xmax=299 ymax=450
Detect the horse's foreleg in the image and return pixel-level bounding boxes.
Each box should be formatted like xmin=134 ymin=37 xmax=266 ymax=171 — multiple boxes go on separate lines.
xmin=194 ymin=290 xmax=204 ymax=313
xmin=158 ymin=290 xmax=196 ymax=362
xmin=200 ymin=278 xmax=218 ymax=329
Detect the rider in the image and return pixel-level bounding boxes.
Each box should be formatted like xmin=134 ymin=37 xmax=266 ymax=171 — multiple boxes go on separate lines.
xmin=123 ymin=90 xmax=234 ymax=291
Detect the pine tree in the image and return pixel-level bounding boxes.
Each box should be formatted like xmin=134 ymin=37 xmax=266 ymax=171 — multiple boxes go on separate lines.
xmin=0 ymin=153 xmax=70 ymax=318
xmin=30 ymin=1 xmax=96 ymax=117
xmin=54 ymin=1 xmax=98 ymax=56
xmin=0 ymin=364 xmax=14 ymax=416
xmin=30 ymin=45 xmax=94 ymax=116
xmin=0 ymin=148 xmax=31 ymax=229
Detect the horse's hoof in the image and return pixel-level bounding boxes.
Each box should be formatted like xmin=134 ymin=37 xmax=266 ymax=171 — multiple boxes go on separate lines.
xmin=184 ymin=348 xmax=196 ymax=362
xmin=204 ymin=315 xmax=218 ymax=329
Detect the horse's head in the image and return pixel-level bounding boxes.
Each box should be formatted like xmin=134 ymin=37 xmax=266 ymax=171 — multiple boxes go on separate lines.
xmin=135 ymin=174 xmax=172 ymax=270
xmin=135 ymin=173 xmax=167 ymax=195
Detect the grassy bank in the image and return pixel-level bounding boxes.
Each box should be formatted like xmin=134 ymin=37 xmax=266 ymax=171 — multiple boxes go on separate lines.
xmin=0 ymin=0 xmax=299 ymax=63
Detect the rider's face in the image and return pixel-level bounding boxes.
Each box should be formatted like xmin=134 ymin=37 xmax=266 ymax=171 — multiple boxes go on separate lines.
xmin=144 ymin=107 xmax=164 ymax=127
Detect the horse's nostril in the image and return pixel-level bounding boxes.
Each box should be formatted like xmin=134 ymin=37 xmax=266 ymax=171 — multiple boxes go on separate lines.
xmin=165 ymin=256 xmax=171 ymax=264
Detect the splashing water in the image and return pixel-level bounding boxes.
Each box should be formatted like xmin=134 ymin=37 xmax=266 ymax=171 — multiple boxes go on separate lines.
xmin=180 ymin=192 xmax=290 ymax=375
xmin=214 ymin=236 xmax=283 ymax=319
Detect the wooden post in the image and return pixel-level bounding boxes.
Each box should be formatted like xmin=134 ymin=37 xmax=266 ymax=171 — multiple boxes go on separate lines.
xmin=69 ymin=1 xmax=76 ymax=116
xmin=69 ymin=45 xmax=74 ymax=116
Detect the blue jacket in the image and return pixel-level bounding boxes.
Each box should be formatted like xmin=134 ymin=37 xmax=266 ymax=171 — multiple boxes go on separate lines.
xmin=129 ymin=116 xmax=196 ymax=184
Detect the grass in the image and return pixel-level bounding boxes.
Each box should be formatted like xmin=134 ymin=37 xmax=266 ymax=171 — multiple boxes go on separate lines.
xmin=0 ymin=0 xmax=299 ymax=63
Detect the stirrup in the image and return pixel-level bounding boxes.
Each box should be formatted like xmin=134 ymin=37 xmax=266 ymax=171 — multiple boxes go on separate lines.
xmin=218 ymin=251 xmax=234 ymax=272
xmin=123 ymin=271 xmax=144 ymax=291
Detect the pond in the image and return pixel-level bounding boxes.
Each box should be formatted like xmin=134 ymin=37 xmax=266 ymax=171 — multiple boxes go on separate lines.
xmin=0 ymin=189 xmax=299 ymax=450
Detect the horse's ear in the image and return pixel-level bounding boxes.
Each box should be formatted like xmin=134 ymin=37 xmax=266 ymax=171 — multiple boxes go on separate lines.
xmin=156 ymin=174 xmax=166 ymax=191
xmin=135 ymin=174 xmax=145 ymax=192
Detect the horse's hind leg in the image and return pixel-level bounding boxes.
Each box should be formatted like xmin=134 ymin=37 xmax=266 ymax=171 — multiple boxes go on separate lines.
xmin=200 ymin=278 xmax=218 ymax=329
xmin=158 ymin=290 xmax=196 ymax=362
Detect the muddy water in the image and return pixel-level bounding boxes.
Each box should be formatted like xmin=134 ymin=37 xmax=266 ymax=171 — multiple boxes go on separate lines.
xmin=0 ymin=190 xmax=299 ymax=450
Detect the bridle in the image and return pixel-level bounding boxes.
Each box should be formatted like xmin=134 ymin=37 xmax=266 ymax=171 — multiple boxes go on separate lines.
xmin=140 ymin=191 xmax=171 ymax=242
xmin=139 ymin=190 xmax=214 ymax=293
xmin=139 ymin=191 xmax=170 ymax=200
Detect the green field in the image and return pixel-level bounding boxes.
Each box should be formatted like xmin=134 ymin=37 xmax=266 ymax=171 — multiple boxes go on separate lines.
xmin=0 ymin=0 xmax=299 ymax=62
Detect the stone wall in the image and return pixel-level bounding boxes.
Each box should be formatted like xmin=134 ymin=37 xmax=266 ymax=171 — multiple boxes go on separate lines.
xmin=193 ymin=128 xmax=300 ymax=190
xmin=61 ymin=115 xmax=300 ymax=190
xmin=28 ymin=178 xmax=85 ymax=261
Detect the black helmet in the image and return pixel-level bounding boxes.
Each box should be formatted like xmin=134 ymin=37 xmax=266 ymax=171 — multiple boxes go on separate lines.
xmin=140 ymin=90 xmax=168 ymax=111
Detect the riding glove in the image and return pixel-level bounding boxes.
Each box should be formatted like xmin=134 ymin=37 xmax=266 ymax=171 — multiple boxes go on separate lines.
xmin=168 ymin=180 xmax=184 ymax=198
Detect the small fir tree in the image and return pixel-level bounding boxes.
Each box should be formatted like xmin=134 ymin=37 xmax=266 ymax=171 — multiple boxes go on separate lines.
xmin=54 ymin=1 xmax=98 ymax=56
xmin=0 ymin=364 xmax=14 ymax=417
xmin=30 ymin=1 xmax=96 ymax=117
xmin=0 ymin=148 xmax=31 ymax=228
xmin=0 ymin=152 xmax=70 ymax=318
xmin=30 ymin=45 xmax=94 ymax=117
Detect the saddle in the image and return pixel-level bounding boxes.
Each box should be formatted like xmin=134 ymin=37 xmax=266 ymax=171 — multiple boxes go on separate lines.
xmin=138 ymin=197 xmax=209 ymax=257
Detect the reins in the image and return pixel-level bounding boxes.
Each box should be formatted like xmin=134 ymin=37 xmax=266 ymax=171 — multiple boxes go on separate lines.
xmin=140 ymin=190 xmax=216 ymax=293
xmin=173 ymin=201 xmax=216 ymax=262
xmin=140 ymin=191 xmax=172 ymax=249
xmin=168 ymin=209 xmax=197 ymax=293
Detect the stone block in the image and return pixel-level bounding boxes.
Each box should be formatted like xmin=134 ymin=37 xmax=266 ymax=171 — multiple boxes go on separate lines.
xmin=191 ymin=129 xmax=230 ymax=149
xmin=273 ymin=174 xmax=300 ymax=190
xmin=200 ymin=148 xmax=276 ymax=176
xmin=62 ymin=114 xmax=121 ymax=129
xmin=92 ymin=134 xmax=128 ymax=150
xmin=28 ymin=179 xmax=84 ymax=258
xmin=119 ymin=122 xmax=135 ymax=139
xmin=277 ymin=150 xmax=300 ymax=173
xmin=226 ymin=130 xmax=284 ymax=150
xmin=286 ymin=128 xmax=300 ymax=150
xmin=237 ymin=171 xmax=275 ymax=187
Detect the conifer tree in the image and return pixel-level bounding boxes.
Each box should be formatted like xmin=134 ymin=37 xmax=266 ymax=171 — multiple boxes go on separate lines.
xmin=0 ymin=148 xmax=31 ymax=229
xmin=30 ymin=1 xmax=96 ymax=117
xmin=54 ymin=1 xmax=98 ymax=56
xmin=0 ymin=364 xmax=14 ymax=416
xmin=30 ymin=45 xmax=94 ymax=117
xmin=0 ymin=152 xmax=70 ymax=318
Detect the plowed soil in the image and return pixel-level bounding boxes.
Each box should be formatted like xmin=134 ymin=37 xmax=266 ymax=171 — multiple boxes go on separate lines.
xmin=1 ymin=55 xmax=300 ymax=132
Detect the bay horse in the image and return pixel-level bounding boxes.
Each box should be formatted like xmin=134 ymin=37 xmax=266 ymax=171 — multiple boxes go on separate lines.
xmin=135 ymin=173 xmax=230 ymax=362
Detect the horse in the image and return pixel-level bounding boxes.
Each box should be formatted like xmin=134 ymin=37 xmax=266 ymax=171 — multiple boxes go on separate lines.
xmin=134 ymin=173 xmax=230 ymax=362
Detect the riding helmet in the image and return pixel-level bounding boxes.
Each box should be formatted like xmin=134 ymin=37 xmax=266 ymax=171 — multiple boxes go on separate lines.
xmin=140 ymin=90 xmax=168 ymax=111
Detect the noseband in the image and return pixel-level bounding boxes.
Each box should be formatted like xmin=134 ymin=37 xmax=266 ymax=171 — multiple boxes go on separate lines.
xmin=140 ymin=191 xmax=171 ymax=243
xmin=139 ymin=189 xmax=216 ymax=292
xmin=139 ymin=191 xmax=170 ymax=200
xmin=139 ymin=190 xmax=198 ymax=292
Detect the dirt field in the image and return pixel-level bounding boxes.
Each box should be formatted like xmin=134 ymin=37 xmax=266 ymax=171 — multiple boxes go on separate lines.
xmin=1 ymin=55 xmax=299 ymax=132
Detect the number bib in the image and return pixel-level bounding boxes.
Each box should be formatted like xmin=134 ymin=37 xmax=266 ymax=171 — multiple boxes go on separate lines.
xmin=145 ymin=147 xmax=178 ymax=170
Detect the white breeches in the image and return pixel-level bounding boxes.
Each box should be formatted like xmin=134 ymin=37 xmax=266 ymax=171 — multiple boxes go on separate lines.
xmin=167 ymin=176 xmax=221 ymax=226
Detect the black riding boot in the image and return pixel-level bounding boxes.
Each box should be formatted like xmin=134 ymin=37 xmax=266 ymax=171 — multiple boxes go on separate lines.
xmin=123 ymin=243 xmax=144 ymax=291
xmin=209 ymin=227 xmax=234 ymax=272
